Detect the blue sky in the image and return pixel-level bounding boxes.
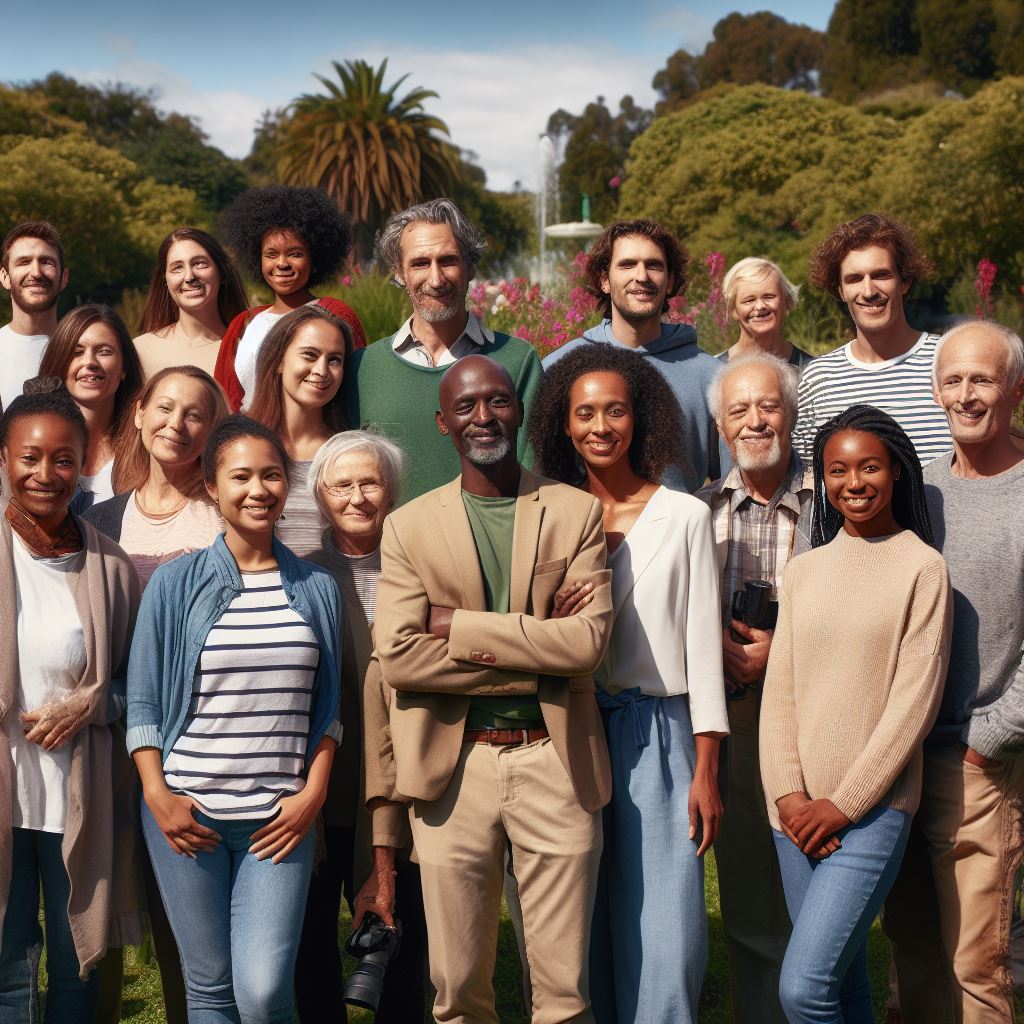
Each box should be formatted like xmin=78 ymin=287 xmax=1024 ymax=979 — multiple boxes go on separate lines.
xmin=7 ymin=1 xmax=834 ymax=190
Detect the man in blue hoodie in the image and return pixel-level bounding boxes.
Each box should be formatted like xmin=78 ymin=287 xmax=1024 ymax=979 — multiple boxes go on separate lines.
xmin=543 ymin=219 xmax=720 ymax=492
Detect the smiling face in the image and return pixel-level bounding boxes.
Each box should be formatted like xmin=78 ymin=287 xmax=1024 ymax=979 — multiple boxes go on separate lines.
xmin=934 ymin=327 xmax=1024 ymax=449
xmin=320 ymin=448 xmax=392 ymax=553
xmin=135 ymin=373 xmax=217 ymax=472
xmin=839 ymin=244 xmax=911 ymax=338
xmin=260 ymin=228 xmax=312 ymax=299
xmin=732 ymin=269 xmax=787 ymax=340
xmin=601 ymin=234 xmax=672 ymax=325
xmin=566 ymin=370 xmax=634 ymax=472
xmin=65 ymin=321 xmax=126 ymax=410
xmin=437 ymin=356 xmax=521 ymax=469
xmin=277 ymin=320 xmax=346 ymax=412
xmin=398 ymin=221 xmax=469 ymax=325
xmin=205 ymin=435 xmax=288 ymax=537
xmin=164 ymin=238 xmax=221 ymax=317
xmin=719 ymin=363 xmax=791 ymax=473
xmin=823 ymin=428 xmax=901 ymax=538
xmin=0 ymin=236 xmax=68 ymax=315
xmin=2 ymin=412 xmax=83 ymax=530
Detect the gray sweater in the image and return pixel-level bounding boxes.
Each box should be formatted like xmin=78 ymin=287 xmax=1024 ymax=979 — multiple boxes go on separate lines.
xmin=924 ymin=451 xmax=1024 ymax=757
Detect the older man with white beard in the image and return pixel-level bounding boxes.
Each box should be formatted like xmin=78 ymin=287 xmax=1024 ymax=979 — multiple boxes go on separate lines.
xmin=696 ymin=351 xmax=813 ymax=1024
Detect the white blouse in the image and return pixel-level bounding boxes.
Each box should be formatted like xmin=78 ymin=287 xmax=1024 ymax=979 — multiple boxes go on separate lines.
xmin=598 ymin=486 xmax=729 ymax=734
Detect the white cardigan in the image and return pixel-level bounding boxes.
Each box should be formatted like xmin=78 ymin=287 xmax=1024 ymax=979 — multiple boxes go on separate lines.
xmin=599 ymin=486 xmax=729 ymax=735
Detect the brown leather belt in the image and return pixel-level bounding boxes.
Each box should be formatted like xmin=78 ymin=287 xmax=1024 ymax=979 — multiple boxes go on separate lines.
xmin=464 ymin=727 xmax=548 ymax=746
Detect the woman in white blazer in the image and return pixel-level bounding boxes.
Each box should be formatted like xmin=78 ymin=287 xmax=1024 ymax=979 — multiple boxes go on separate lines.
xmin=529 ymin=343 xmax=729 ymax=1024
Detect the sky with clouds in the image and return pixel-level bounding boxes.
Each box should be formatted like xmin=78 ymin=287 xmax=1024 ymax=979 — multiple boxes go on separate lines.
xmin=6 ymin=1 xmax=833 ymax=192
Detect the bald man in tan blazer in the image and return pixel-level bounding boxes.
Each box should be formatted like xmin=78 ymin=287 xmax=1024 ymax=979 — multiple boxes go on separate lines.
xmin=370 ymin=355 xmax=612 ymax=1024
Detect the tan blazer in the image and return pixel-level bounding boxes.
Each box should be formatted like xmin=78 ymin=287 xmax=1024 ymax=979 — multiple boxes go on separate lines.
xmin=373 ymin=468 xmax=613 ymax=813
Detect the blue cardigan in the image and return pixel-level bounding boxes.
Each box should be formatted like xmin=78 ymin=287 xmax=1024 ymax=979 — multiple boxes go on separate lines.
xmin=126 ymin=534 xmax=343 ymax=765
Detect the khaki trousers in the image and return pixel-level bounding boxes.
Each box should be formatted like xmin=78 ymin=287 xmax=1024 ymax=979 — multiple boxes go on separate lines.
xmin=715 ymin=687 xmax=791 ymax=1024
xmin=410 ymin=738 xmax=602 ymax=1024
xmin=884 ymin=744 xmax=1024 ymax=1024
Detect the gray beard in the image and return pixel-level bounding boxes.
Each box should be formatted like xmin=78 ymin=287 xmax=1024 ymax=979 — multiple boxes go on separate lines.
xmin=733 ymin=433 xmax=785 ymax=472
xmin=464 ymin=435 xmax=512 ymax=466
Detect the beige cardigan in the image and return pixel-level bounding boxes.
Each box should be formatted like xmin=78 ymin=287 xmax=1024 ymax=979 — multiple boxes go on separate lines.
xmin=0 ymin=517 xmax=140 ymax=978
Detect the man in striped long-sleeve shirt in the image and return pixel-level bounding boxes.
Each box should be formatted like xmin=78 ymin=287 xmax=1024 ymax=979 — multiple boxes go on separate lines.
xmin=792 ymin=213 xmax=952 ymax=465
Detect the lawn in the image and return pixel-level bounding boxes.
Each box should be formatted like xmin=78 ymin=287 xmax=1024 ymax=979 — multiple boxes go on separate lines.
xmin=37 ymin=852 xmax=915 ymax=1023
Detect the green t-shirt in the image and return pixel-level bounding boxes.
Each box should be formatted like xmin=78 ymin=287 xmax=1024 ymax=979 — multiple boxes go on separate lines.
xmin=461 ymin=491 xmax=543 ymax=729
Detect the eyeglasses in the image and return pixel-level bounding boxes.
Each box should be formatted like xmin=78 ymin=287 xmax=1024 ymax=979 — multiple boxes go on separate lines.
xmin=321 ymin=481 xmax=386 ymax=498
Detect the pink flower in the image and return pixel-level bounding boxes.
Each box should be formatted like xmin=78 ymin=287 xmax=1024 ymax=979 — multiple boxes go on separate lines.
xmin=341 ymin=275 xmax=353 ymax=287
xmin=609 ymin=176 xmax=622 ymax=189
xmin=975 ymin=258 xmax=997 ymax=318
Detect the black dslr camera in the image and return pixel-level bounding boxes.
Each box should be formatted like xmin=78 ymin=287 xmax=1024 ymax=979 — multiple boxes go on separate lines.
xmin=727 ymin=580 xmax=778 ymax=701
xmin=342 ymin=913 xmax=403 ymax=1015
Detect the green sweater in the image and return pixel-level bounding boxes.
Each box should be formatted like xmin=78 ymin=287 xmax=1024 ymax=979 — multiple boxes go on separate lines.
xmin=342 ymin=330 xmax=544 ymax=505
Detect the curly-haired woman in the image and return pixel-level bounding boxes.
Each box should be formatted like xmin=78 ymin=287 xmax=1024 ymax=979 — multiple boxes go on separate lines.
xmin=214 ymin=185 xmax=366 ymax=410
xmin=133 ymin=228 xmax=248 ymax=380
xmin=529 ymin=343 xmax=728 ymax=1024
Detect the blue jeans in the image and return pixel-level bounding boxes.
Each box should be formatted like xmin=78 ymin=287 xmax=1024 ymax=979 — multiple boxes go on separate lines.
xmin=590 ymin=689 xmax=706 ymax=1024
xmin=773 ymin=805 xmax=911 ymax=1024
xmin=141 ymin=800 xmax=314 ymax=1024
xmin=0 ymin=828 xmax=98 ymax=1024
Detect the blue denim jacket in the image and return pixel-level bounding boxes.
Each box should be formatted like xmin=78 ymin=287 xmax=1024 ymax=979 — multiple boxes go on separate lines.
xmin=126 ymin=533 xmax=342 ymax=764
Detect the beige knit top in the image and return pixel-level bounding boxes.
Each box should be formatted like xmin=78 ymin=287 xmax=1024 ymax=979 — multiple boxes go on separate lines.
xmin=759 ymin=528 xmax=952 ymax=831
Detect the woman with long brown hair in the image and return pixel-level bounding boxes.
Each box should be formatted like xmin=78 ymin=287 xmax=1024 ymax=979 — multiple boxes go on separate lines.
xmin=133 ymin=228 xmax=248 ymax=380
xmin=247 ymin=304 xmax=353 ymax=556
xmin=39 ymin=304 xmax=144 ymax=512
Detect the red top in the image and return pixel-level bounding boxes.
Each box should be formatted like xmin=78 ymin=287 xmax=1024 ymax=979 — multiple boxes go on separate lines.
xmin=213 ymin=296 xmax=367 ymax=412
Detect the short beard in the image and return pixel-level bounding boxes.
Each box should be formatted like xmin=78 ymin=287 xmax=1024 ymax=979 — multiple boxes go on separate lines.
xmin=11 ymin=282 xmax=59 ymax=314
xmin=412 ymin=286 xmax=465 ymax=324
xmin=463 ymin=435 xmax=512 ymax=466
xmin=611 ymin=293 xmax=663 ymax=326
xmin=733 ymin=433 xmax=785 ymax=473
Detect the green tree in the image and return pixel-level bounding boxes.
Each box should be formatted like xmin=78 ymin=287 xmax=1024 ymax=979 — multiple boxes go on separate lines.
xmin=27 ymin=73 xmax=249 ymax=213
xmin=545 ymin=96 xmax=652 ymax=225
xmin=0 ymin=84 xmax=83 ymax=139
xmin=916 ymin=0 xmax=997 ymax=88
xmin=277 ymin=59 xmax=458 ymax=260
xmin=0 ymin=134 xmax=199 ymax=317
xmin=877 ymin=77 xmax=1024 ymax=282
xmin=619 ymin=84 xmax=903 ymax=278
xmin=993 ymin=0 xmax=1024 ymax=75
xmin=652 ymin=50 xmax=703 ymax=113
xmin=820 ymin=0 xmax=922 ymax=100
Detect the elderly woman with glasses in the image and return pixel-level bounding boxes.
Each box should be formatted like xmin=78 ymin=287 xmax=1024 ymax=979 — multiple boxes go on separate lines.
xmin=294 ymin=430 xmax=429 ymax=1024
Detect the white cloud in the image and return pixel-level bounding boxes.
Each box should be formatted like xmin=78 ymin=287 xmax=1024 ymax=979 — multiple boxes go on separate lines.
xmin=647 ymin=7 xmax=717 ymax=54
xmin=67 ymin=40 xmax=661 ymax=193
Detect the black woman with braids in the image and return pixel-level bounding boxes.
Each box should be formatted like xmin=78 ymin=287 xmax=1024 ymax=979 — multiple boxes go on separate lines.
xmin=758 ymin=404 xmax=953 ymax=1024
xmin=214 ymin=185 xmax=366 ymax=410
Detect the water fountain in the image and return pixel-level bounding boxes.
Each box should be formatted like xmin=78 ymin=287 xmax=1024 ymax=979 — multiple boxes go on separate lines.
xmin=536 ymin=134 xmax=558 ymax=287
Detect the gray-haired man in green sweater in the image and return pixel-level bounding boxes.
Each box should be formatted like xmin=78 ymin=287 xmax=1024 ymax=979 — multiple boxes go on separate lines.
xmin=342 ymin=199 xmax=542 ymax=505
xmin=884 ymin=319 xmax=1024 ymax=1024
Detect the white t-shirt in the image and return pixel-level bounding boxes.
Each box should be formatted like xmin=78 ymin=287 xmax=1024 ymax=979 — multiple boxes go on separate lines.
xmin=75 ymin=460 xmax=115 ymax=511
xmin=234 ymin=309 xmax=287 ymax=407
xmin=8 ymin=535 xmax=87 ymax=832
xmin=0 ymin=324 xmax=50 ymax=412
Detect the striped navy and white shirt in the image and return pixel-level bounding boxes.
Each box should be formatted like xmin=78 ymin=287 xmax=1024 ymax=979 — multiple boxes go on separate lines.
xmin=792 ymin=332 xmax=953 ymax=466
xmin=164 ymin=570 xmax=320 ymax=819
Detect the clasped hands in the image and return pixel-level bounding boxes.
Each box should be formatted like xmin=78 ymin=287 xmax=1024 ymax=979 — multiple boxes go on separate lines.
xmin=776 ymin=792 xmax=850 ymax=860
xmin=21 ymin=690 xmax=92 ymax=751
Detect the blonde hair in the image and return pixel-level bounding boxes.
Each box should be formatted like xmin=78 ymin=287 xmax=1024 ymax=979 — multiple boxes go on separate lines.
xmin=723 ymin=257 xmax=800 ymax=315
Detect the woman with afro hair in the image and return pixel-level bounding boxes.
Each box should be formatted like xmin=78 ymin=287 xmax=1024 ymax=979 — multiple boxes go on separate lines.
xmin=214 ymin=185 xmax=366 ymax=411
xmin=528 ymin=344 xmax=728 ymax=1024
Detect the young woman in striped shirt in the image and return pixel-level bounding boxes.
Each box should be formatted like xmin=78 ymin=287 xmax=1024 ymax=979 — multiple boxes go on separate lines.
xmin=127 ymin=415 xmax=342 ymax=1023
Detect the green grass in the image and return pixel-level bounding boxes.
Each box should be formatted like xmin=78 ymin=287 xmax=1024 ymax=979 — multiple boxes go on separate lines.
xmin=37 ymin=852 xmax=921 ymax=1023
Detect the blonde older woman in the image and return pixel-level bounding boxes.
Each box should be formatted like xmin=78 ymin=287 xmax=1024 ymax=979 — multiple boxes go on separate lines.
xmin=719 ymin=257 xmax=813 ymax=369
xmin=296 ymin=430 xmax=428 ymax=1024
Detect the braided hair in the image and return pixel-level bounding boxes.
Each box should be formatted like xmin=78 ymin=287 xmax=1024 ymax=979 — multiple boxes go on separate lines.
xmin=810 ymin=404 xmax=933 ymax=548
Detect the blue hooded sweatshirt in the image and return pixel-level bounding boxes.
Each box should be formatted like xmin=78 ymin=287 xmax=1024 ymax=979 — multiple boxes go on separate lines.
xmin=543 ymin=319 xmax=721 ymax=493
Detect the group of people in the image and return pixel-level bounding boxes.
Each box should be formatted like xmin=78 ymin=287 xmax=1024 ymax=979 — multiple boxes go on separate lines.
xmin=0 ymin=189 xmax=1020 ymax=1024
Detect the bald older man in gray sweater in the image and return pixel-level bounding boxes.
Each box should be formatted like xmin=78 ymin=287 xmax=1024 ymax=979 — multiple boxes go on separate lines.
xmin=884 ymin=320 xmax=1024 ymax=1024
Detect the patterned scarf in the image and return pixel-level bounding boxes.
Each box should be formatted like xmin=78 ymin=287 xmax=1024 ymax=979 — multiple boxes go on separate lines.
xmin=5 ymin=498 xmax=83 ymax=557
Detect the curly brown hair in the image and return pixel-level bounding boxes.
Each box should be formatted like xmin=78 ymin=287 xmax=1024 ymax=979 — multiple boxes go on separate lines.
xmin=585 ymin=220 xmax=690 ymax=319
xmin=810 ymin=213 xmax=933 ymax=299
xmin=527 ymin=345 xmax=692 ymax=486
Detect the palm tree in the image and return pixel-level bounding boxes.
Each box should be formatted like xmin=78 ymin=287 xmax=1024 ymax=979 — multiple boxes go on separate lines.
xmin=277 ymin=59 xmax=459 ymax=260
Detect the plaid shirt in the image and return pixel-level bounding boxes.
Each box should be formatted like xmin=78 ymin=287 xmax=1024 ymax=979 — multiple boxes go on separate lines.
xmin=695 ymin=455 xmax=814 ymax=627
